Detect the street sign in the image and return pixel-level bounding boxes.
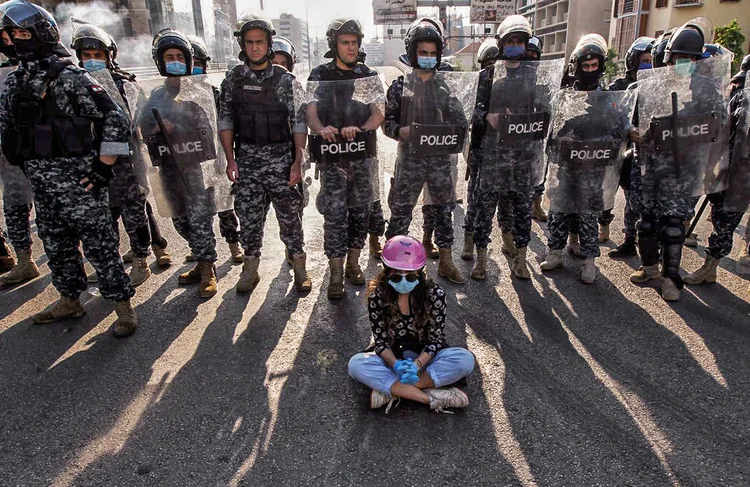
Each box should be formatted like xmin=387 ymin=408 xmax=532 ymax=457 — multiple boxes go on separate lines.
xmin=373 ymin=0 xmax=417 ymax=25
xmin=469 ymin=0 xmax=516 ymax=23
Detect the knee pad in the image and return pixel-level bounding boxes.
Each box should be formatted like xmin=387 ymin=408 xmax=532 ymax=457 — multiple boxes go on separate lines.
xmin=636 ymin=217 xmax=656 ymax=236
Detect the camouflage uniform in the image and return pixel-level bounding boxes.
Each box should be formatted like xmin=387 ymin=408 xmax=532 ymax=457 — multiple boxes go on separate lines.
xmin=3 ymin=203 xmax=33 ymax=252
xmin=383 ymin=72 xmax=466 ymax=248
xmin=308 ymin=61 xmax=379 ymax=259
xmin=139 ymin=82 xmax=218 ymax=262
xmin=0 ymin=55 xmax=134 ymax=301
xmin=218 ymin=63 xmax=305 ymax=258
xmin=368 ymin=199 xmax=386 ymax=236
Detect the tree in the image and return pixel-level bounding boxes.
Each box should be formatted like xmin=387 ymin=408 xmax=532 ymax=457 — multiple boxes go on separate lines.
xmin=604 ymin=47 xmax=620 ymax=83
xmin=716 ymin=19 xmax=746 ymax=74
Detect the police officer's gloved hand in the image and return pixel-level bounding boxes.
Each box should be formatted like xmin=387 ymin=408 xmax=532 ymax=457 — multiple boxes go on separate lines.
xmin=81 ymin=158 xmax=115 ymax=191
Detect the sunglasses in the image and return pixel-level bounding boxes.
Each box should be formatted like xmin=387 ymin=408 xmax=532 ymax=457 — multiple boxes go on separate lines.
xmin=388 ymin=273 xmax=420 ymax=283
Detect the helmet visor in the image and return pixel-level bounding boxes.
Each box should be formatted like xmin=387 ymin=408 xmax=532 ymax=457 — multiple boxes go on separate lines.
xmin=2 ymin=1 xmax=47 ymax=29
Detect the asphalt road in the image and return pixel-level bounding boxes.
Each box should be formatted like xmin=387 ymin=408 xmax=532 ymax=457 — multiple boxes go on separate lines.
xmin=1 ymin=66 xmax=749 ymax=486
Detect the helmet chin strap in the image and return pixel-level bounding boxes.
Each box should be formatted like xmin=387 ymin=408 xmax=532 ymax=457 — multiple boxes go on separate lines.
xmin=248 ymin=54 xmax=268 ymax=66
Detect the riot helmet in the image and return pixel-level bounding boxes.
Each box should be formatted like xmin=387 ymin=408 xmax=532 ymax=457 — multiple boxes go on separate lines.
xmin=664 ymin=24 xmax=704 ymax=64
xmin=477 ymin=37 xmax=499 ymax=68
xmin=233 ymin=13 xmax=275 ymax=65
xmin=1 ymin=1 xmax=60 ymax=61
xmin=495 ymin=15 xmax=531 ymax=60
xmin=651 ymin=29 xmax=674 ymax=68
xmin=187 ymin=35 xmax=210 ymax=74
xmin=404 ymin=17 xmax=444 ymax=69
xmin=325 ymin=18 xmax=363 ymax=67
xmin=272 ymin=35 xmax=297 ymax=72
xmin=71 ymin=22 xmax=115 ymax=71
xmin=526 ymin=36 xmax=543 ymax=60
xmin=624 ymin=36 xmax=655 ymax=74
xmin=568 ymin=33 xmax=607 ymax=77
xmin=151 ymin=27 xmax=193 ymax=77
xmin=684 ymin=17 xmax=714 ymax=44
xmin=0 ymin=0 xmax=21 ymax=59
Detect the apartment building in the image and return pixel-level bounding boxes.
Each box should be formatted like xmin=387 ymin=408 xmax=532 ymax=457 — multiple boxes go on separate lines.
xmin=518 ymin=0 xmax=613 ymax=60
xmin=272 ymin=14 xmax=311 ymax=71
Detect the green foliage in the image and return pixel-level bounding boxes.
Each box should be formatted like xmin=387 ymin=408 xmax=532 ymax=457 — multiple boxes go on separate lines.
xmin=605 ymin=46 xmax=620 ymax=82
xmin=715 ymin=19 xmax=746 ymax=74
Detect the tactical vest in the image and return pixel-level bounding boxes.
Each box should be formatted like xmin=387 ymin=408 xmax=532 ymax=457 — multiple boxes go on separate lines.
xmin=231 ymin=65 xmax=291 ymax=146
xmin=7 ymin=60 xmax=98 ymax=163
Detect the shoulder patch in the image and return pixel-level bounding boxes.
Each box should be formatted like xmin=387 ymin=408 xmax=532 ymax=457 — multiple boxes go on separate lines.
xmin=89 ymin=84 xmax=105 ymax=94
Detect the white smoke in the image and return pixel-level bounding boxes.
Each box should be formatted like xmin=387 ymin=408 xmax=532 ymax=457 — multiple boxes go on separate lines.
xmin=54 ymin=1 xmax=154 ymax=68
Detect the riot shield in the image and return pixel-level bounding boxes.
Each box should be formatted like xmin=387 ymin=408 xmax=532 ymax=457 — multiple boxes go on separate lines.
xmin=300 ymin=75 xmax=385 ymax=208
xmin=137 ymin=75 xmax=231 ymax=218
xmin=88 ymin=69 xmax=129 ymax=115
xmin=392 ymin=70 xmax=479 ymax=205
xmin=637 ymin=55 xmax=731 ymax=204
xmin=479 ymin=58 xmax=565 ymax=194
xmin=545 ymin=89 xmax=637 ymax=214
xmin=0 ymin=66 xmax=33 ymax=208
xmin=724 ymin=89 xmax=750 ymax=213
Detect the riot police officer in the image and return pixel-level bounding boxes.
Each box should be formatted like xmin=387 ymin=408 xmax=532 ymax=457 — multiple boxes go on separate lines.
xmin=527 ymin=35 xmax=549 ymax=223
xmin=526 ymin=36 xmax=542 ymax=61
xmin=219 ymin=13 xmax=310 ymax=293
xmin=606 ymin=36 xmax=654 ymax=259
xmin=306 ymin=18 xmax=383 ymax=298
xmin=0 ymin=2 xmax=137 ymax=335
xmin=272 ymin=36 xmax=297 ymax=72
xmin=540 ymin=34 xmax=609 ymax=284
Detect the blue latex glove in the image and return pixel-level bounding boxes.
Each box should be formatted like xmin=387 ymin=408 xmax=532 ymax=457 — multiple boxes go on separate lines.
xmin=394 ymin=359 xmax=419 ymax=385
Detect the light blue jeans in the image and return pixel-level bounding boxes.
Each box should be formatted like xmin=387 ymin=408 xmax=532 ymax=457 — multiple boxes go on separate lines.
xmin=348 ymin=347 xmax=475 ymax=395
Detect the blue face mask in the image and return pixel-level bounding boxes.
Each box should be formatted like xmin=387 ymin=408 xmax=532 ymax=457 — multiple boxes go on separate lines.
xmin=192 ymin=66 xmax=205 ymax=75
xmin=637 ymin=62 xmax=652 ymax=71
xmin=673 ymin=58 xmax=695 ymax=77
xmin=388 ymin=277 xmax=420 ymax=294
xmin=503 ymin=45 xmax=525 ymax=59
xmin=83 ymin=59 xmax=107 ymax=72
xmin=417 ymin=56 xmax=438 ymax=70
xmin=165 ymin=61 xmax=187 ymax=76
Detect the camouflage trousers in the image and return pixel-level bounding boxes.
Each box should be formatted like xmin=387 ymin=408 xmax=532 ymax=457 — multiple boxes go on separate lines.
xmin=368 ymin=200 xmax=386 ymax=236
xmin=474 ymin=189 xmax=533 ymax=249
xmin=463 ymin=155 xmax=480 ymax=233
xmin=170 ymin=208 xmax=218 ymax=263
xmin=218 ymin=209 xmax=240 ymax=244
xmin=3 ymin=203 xmax=33 ymax=252
xmin=110 ymin=189 xmax=150 ymax=258
xmin=706 ymin=192 xmax=745 ymax=260
xmin=25 ymin=157 xmax=134 ymax=302
xmin=235 ymin=148 xmax=304 ymax=258
xmin=317 ymin=163 xmax=374 ymax=258
xmin=548 ymin=211 xmax=600 ymax=258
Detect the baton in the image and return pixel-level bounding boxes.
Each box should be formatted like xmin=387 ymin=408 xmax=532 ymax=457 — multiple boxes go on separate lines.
xmin=687 ymin=195 xmax=709 ymax=237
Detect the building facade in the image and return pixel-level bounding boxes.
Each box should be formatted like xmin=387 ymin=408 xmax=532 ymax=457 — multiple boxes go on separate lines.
xmin=518 ymin=0 xmax=613 ymax=60
xmin=609 ymin=0 xmax=750 ymax=59
xmin=272 ymin=14 xmax=310 ymax=72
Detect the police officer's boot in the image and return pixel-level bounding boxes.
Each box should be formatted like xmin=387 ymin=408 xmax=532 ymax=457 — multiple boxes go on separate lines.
xmin=598 ymin=224 xmax=610 ymax=243
xmin=567 ymin=233 xmax=582 ymax=257
xmin=438 ymin=248 xmax=465 ymax=284
xmin=112 ymin=300 xmax=137 ymax=337
xmin=369 ymin=233 xmax=383 ymax=258
xmin=0 ymin=242 xmax=15 ymax=273
xmin=345 ymin=248 xmax=365 ymax=285
xmin=471 ymin=248 xmax=487 ymax=280
xmin=501 ymin=231 xmax=517 ymax=257
xmin=185 ymin=252 xmax=197 ymax=262
xmin=122 ymin=250 xmax=134 ymax=263
xmin=630 ymin=265 xmax=661 ymax=283
xmin=152 ymin=244 xmax=172 ymax=267
xmin=540 ymin=249 xmax=564 ymax=271
xmin=236 ymin=256 xmax=260 ymax=293
xmin=661 ymin=277 xmax=681 ymax=302
xmin=422 ymin=230 xmax=439 ymax=259
xmin=0 ymin=250 xmax=40 ymax=284
xmin=292 ymin=253 xmax=312 ymax=292
xmin=684 ymin=255 xmax=718 ymax=285
xmin=461 ymin=232 xmax=474 ymax=261
xmin=683 ymin=220 xmax=698 ymax=247
xmin=328 ymin=258 xmax=345 ymax=299
xmin=128 ymin=256 xmax=151 ymax=288
xmin=580 ymin=258 xmax=597 ymax=284
xmin=229 ymin=242 xmax=244 ymax=264
xmin=178 ymin=264 xmax=202 ymax=285
xmin=531 ymin=196 xmax=548 ymax=222
xmin=511 ymin=247 xmax=531 ymax=279
xmin=285 ymin=248 xmax=294 ymax=266
xmin=33 ymin=296 xmax=86 ymax=324
xmin=609 ymin=237 xmax=637 ymax=259
xmin=198 ymin=261 xmax=218 ymax=298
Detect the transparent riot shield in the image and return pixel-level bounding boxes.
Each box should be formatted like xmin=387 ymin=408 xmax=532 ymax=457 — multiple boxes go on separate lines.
xmin=88 ymin=69 xmax=129 ymax=115
xmin=137 ymin=75 xmax=231 ymax=218
xmin=391 ymin=70 xmax=479 ymax=206
xmin=724 ymin=88 xmax=750 ymax=213
xmin=0 ymin=66 xmax=33 ymax=208
xmin=479 ymin=58 xmax=565 ymax=194
xmin=545 ymin=89 xmax=637 ymax=214
xmin=299 ymin=75 xmax=385 ymax=209
xmin=637 ymin=55 xmax=731 ymax=205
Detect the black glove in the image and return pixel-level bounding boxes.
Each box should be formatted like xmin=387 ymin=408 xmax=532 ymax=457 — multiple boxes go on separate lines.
xmin=81 ymin=158 xmax=115 ymax=190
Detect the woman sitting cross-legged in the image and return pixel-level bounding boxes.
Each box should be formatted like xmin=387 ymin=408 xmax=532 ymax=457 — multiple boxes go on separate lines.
xmin=348 ymin=235 xmax=475 ymax=413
